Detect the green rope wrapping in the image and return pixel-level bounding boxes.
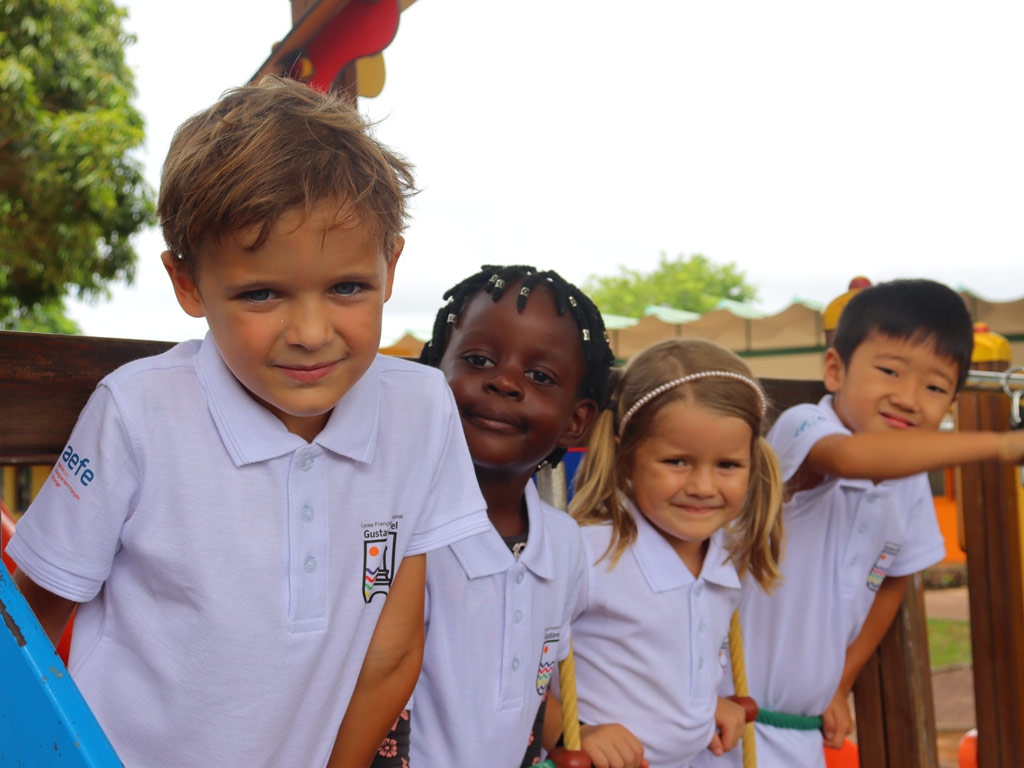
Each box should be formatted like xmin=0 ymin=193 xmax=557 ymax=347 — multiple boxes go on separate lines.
xmin=755 ymin=708 xmax=824 ymax=731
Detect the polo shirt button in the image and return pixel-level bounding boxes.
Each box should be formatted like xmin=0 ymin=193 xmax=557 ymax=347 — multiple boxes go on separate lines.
xmin=514 ymin=610 xmax=523 ymax=624
xmin=695 ymin=583 xmax=704 ymax=597
xmin=866 ymin=493 xmax=876 ymax=503
xmin=302 ymin=505 xmax=314 ymax=522
xmin=515 ymin=572 xmax=525 ymax=584
xmin=699 ymin=657 xmax=704 ymax=669
xmin=301 ymin=454 xmax=314 ymax=471
xmin=304 ymin=556 xmax=317 ymax=573
xmin=512 ymin=657 xmax=520 ymax=671
xmin=858 ymin=523 xmax=867 ymax=534
xmin=698 ymin=619 xmax=707 ymax=633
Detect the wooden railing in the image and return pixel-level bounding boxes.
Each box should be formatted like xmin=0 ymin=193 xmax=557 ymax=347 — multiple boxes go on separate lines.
xmin=2 ymin=330 xmax=1022 ymax=767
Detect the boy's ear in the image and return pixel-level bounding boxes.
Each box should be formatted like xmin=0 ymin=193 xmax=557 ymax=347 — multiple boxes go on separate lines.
xmin=383 ymin=237 xmax=404 ymax=303
xmin=558 ymin=399 xmax=599 ymax=449
xmin=822 ymin=347 xmax=844 ymax=394
xmin=161 ymin=251 xmax=206 ymax=319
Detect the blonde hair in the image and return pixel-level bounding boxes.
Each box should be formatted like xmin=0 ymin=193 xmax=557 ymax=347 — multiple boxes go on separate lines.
xmin=158 ymin=75 xmax=415 ymax=277
xmin=569 ymin=339 xmax=784 ymax=591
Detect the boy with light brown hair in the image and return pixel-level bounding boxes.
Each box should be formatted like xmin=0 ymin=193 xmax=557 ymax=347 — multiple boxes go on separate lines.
xmin=9 ymin=75 xmax=489 ymax=768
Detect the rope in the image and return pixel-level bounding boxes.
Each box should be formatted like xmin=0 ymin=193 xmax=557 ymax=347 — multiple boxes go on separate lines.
xmin=728 ymin=609 xmax=757 ymax=768
xmin=558 ymin=640 xmax=582 ymax=751
xmin=754 ymin=709 xmax=824 ymax=731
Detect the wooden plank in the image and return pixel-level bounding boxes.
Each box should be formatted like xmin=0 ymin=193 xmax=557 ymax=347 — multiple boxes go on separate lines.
xmin=0 ymin=331 xmax=172 ymax=459
xmin=853 ymin=653 xmax=888 ymax=767
xmin=875 ymin=574 xmax=938 ymax=766
xmin=956 ymin=377 xmax=1024 ymax=768
xmin=851 ymin=578 xmax=938 ymax=768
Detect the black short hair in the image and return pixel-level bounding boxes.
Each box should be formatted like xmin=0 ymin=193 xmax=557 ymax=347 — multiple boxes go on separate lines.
xmin=832 ymin=279 xmax=974 ymax=391
xmin=419 ymin=264 xmax=616 ymax=466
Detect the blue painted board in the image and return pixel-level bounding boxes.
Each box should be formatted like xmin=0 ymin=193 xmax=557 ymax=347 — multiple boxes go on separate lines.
xmin=0 ymin=568 xmax=122 ymax=766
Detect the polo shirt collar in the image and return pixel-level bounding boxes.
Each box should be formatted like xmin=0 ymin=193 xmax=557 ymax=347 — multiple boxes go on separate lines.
xmin=195 ymin=334 xmax=380 ymax=466
xmin=818 ymin=394 xmax=874 ymax=492
xmin=450 ymin=481 xmax=556 ymax=580
xmin=630 ymin=502 xmax=740 ymax=592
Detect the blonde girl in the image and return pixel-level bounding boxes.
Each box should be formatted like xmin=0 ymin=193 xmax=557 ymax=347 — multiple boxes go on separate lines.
xmin=548 ymin=339 xmax=784 ymax=768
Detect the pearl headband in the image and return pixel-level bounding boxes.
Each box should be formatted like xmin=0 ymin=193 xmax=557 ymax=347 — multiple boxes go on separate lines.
xmin=618 ymin=370 xmax=767 ymax=435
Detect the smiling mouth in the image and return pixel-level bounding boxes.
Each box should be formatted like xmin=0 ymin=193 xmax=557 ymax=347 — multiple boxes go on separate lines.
xmin=277 ymin=360 xmax=340 ymax=384
xmin=672 ymin=503 xmax=720 ymax=514
xmin=464 ymin=409 xmax=525 ymax=434
xmin=880 ymin=412 xmax=914 ymax=429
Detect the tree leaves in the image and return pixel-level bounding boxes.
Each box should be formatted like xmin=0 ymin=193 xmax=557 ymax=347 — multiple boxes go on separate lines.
xmin=0 ymin=0 xmax=154 ymax=330
xmin=583 ymin=253 xmax=758 ymax=318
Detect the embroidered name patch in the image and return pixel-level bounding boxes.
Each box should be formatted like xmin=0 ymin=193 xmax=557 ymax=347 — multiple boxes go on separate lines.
xmin=363 ymin=531 xmax=398 ymax=603
xmin=536 ymin=628 xmax=559 ymax=696
xmin=867 ymin=542 xmax=901 ymax=592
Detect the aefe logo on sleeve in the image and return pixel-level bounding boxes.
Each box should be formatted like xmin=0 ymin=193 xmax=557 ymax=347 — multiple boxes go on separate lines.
xmin=50 ymin=444 xmax=98 ymax=501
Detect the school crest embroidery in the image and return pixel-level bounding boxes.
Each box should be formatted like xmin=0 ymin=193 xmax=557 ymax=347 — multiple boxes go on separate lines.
xmin=718 ymin=637 xmax=729 ymax=669
xmin=536 ymin=628 xmax=559 ymax=696
xmin=866 ymin=541 xmax=901 ymax=592
xmin=363 ymin=531 xmax=397 ymax=603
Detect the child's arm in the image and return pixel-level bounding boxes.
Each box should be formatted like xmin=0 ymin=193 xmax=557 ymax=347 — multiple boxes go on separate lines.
xmin=707 ymin=696 xmax=746 ymax=756
xmin=542 ymin=694 xmax=647 ymax=768
xmin=821 ymin=574 xmax=909 ymax=748
xmin=806 ymin=429 xmax=1024 ymax=482
xmin=326 ymin=554 xmax=426 ymax=768
xmin=13 ymin=570 xmax=77 ymax=647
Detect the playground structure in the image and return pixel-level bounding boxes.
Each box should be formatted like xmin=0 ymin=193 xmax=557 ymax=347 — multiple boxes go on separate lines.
xmin=2 ymin=329 xmax=1023 ymax=766
xmin=3 ymin=0 xmax=1024 ymax=764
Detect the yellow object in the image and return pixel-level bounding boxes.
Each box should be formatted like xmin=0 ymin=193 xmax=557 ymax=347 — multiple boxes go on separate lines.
xmin=729 ymin=610 xmax=757 ymax=768
xmin=822 ymin=277 xmax=871 ymax=332
xmin=970 ymin=322 xmax=1011 ymax=363
xmin=558 ymin=642 xmax=583 ymax=750
xmin=356 ymin=53 xmax=386 ymax=99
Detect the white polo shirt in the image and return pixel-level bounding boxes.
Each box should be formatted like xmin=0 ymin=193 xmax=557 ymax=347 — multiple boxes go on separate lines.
xmin=569 ymin=507 xmax=742 ymax=768
xmin=8 ymin=335 xmax=489 ymax=768
xmin=704 ymin=395 xmax=945 ymax=768
xmin=409 ymin=481 xmax=585 ymax=768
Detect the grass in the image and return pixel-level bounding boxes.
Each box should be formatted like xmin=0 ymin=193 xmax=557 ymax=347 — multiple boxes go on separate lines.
xmin=927 ymin=618 xmax=972 ymax=670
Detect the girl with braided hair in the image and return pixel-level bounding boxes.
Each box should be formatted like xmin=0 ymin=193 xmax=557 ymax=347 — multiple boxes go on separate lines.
xmin=400 ymin=265 xmax=615 ymax=768
xmin=546 ymin=339 xmax=785 ymax=768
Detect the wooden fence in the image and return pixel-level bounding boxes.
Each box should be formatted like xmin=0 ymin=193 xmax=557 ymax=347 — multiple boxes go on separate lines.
xmin=1 ymin=330 xmax=1022 ymax=766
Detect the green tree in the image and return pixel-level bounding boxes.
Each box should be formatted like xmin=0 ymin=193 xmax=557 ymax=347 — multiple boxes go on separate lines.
xmin=583 ymin=253 xmax=758 ymax=318
xmin=0 ymin=0 xmax=154 ymax=330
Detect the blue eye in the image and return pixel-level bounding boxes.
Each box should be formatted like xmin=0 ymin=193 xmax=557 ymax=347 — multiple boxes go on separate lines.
xmin=242 ymin=289 xmax=273 ymax=302
xmin=332 ymin=282 xmax=363 ymax=296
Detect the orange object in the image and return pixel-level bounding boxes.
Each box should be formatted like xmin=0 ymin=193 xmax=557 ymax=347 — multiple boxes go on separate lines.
xmin=822 ymin=277 xmax=872 ymax=333
xmin=823 ymin=738 xmax=859 ymax=768
xmin=958 ymin=728 xmax=978 ymax=768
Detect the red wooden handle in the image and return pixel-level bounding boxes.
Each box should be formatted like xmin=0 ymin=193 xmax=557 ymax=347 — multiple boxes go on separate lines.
xmin=728 ymin=695 xmax=759 ymax=723
xmin=548 ymin=746 xmax=592 ymax=768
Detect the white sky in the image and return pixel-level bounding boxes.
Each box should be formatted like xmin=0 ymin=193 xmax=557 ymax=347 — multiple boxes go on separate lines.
xmin=67 ymin=0 xmax=1024 ymax=344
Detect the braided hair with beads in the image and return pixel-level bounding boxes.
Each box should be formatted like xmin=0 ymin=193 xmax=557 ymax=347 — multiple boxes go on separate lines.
xmin=419 ymin=265 xmax=616 ymax=467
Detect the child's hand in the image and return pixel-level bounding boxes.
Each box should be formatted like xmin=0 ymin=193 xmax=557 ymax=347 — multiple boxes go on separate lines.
xmin=998 ymin=430 xmax=1024 ymax=464
xmin=708 ymin=696 xmax=746 ymax=756
xmin=579 ymin=723 xmax=648 ymax=768
xmin=821 ymin=688 xmax=853 ymax=749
